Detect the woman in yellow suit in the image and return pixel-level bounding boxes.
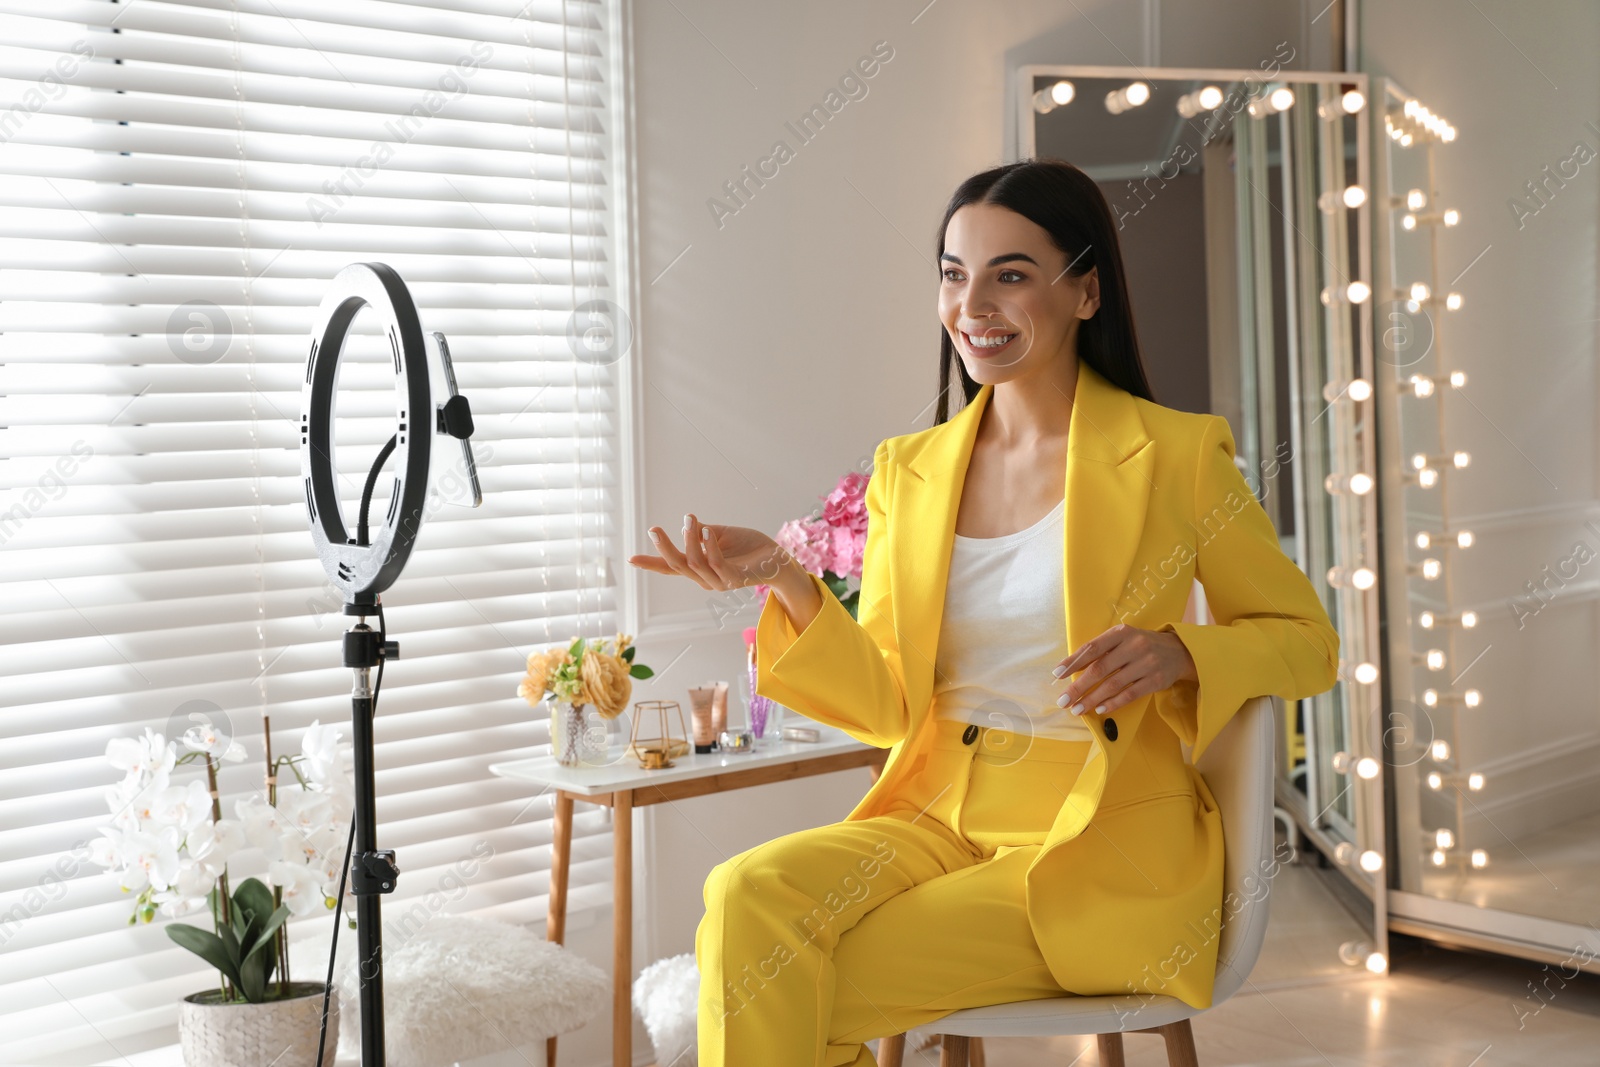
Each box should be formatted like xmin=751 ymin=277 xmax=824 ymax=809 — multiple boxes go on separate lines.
xmin=629 ymin=159 xmax=1340 ymax=1067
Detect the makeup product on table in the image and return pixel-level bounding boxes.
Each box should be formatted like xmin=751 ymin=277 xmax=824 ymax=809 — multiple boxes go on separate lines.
xmin=711 ymin=680 xmax=729 ymax=740
xmin=719 ymin=729 xmax=756 ymax=753
xmin=780 ymin=725 xmax=820 ymax=743
xmin=743 ymin=627 xmax=773 ymax=737
xmin=687 ymin=685 xmax=718 ymax=753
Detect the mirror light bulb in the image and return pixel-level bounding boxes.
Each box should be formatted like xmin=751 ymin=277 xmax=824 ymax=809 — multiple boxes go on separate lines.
xmin=1353 ymin=566 xmax=1376 ymax=590
xmin=1356 ymin=757 xmax=1380 ymax=779
xmin=1354 ymin=661 xmax=1379 ymax=684
xmin=1430 ymin=849 xmax=1446 ymax=866
xmin=1435 ymin=827 xmax=1454 ymax=849
xmin=1359 ymin=850 xmax=1383 ymax=872
xmin=1427 ymin=771 xmax=1443 ymax=789
xmin=1460 ymin=610 xmax=1478 ymax=628
xmin=1347 ymin=280 xmax=1371 ymax=303
xmin=1430 ymin=738 xmax=1451 ymax=760
xmin=1464 ymin=689 xmax=1481 ymax=708
xmin=1471 ymin=849 xmax=1488 ymax=868
xmin=1366 ymin=952 xmax=1388 ymax=974
xmin=1342 ymin=89 xmax=1365 ymax=113
xmin=1468 ymin=772 xmax=1484 ymax=791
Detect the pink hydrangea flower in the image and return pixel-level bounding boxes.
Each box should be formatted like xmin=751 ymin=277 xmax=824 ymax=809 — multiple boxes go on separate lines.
xmin=775 ymin=515 xmax=834 ymax=575
xmin=822 ymin=472 xmax=868 ymax=535
xmin=830 ymin=525 xmax=866 ymax=578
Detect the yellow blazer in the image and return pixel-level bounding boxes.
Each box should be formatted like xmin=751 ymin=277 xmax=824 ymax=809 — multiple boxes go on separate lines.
xmin=753 ymin=359 xmax=1339 ymax=1010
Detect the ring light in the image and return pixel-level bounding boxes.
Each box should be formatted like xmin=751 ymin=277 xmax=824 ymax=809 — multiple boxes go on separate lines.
xmin=301 ymin=262 xmax=479 ymax=1067
xmin=302 ymin=261 xmax=477 ymax=604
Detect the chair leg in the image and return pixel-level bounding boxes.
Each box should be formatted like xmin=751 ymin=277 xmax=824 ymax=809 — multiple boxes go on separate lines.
xmin=1096 ymin=1032 xmax=1127 ymax=1067
xmin=939 ymin=1034 xmax=969 ymax=1067
xmin=1156 ymin=1018 xmax=1200 ymax=1067
xmin=970 ymin=1035 xmax=986 ymax=1067
xmin=877 ymin=1033 xmax=905 ymax=1067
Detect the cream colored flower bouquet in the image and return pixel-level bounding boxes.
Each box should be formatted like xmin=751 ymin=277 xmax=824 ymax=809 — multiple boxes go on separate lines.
xmin=518 ymin=633 xmax=654 ymax=721
xmin=520 ymin=634 xmax=654 ymax=767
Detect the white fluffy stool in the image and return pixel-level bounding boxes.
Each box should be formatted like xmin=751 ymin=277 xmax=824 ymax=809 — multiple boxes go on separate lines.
xmin=293 ymin=913 xmax=608 ymax=1067
xmin=632 ymin=954 xmax=699 ymax=1066
xmin=631 ymin=953 xmax=942 ymax=1066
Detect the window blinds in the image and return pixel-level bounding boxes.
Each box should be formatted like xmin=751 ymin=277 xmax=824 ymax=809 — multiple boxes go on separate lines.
xmin=0 ymin=0 xmax=633 ymax=1060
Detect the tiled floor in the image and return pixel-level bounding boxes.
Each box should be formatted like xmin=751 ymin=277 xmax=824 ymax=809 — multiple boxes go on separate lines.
xmin=886 ymin=845 xmax=1600 ymax=1066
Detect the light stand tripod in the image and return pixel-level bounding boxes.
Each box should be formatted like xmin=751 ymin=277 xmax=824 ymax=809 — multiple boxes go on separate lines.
xmin=302 ymin=263 xmax=479 ymax=1067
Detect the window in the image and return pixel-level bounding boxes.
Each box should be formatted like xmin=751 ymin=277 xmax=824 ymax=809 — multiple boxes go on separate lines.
xmin=0 ymin=0 xmax=634 ymax=1059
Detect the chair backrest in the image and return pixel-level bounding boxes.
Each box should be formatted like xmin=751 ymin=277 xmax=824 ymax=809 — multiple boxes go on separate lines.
xmin=1192 ymin=694 xmax=1278 ymax=1006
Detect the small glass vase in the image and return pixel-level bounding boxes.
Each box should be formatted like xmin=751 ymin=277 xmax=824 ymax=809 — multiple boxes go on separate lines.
xmin=551 ymin=699 xmax=609 ymax=767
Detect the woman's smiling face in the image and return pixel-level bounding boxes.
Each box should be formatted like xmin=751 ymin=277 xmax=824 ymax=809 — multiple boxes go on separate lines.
xmin=938 ymin=201 xmax=1100 ymax=382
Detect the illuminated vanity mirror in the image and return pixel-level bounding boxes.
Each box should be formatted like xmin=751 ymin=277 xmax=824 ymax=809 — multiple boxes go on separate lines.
xmin=1015 ymin=65 xmax=1386 ymax=965
xmin=1371 ymin=74 xmax=1600 ymax=971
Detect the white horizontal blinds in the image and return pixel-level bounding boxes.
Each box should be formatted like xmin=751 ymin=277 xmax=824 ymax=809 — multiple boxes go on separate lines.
xmin=0 ymin=0 xmax=627 ymax=1061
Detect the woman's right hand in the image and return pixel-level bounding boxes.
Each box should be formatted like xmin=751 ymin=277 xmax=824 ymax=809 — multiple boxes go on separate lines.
xmin=627 ymin=512 xmax=793 ymax=592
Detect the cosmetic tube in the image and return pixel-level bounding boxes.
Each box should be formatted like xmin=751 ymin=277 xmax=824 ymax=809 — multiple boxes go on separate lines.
xmin=688 ymin=685 xmax=717 ymax=753
xmin=711 ymin=680 xmax=729 ymax=740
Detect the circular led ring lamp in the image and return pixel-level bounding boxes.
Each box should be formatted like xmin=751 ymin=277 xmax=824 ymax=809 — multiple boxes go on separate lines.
xmin=302 ymin=262 xmax=432 ymax=605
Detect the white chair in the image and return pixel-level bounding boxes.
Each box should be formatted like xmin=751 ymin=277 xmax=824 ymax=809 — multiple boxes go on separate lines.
xmin=877 ymin=694 xmax=1279 ymax=1067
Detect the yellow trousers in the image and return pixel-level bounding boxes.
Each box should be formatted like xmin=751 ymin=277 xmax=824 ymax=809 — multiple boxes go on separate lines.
xmin=696 ymin=717 xmax=1094 ymax=1066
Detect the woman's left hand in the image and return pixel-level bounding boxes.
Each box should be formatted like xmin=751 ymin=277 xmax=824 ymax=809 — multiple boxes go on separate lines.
xmin=1051 ymin=624 xmax=1198 ymax=716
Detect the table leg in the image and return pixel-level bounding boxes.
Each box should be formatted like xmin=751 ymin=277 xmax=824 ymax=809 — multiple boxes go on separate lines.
xmin=547 ymin=789 xmax=573 ymax=1067
xmin=613 ymin=789 xmax=633 ymax=1067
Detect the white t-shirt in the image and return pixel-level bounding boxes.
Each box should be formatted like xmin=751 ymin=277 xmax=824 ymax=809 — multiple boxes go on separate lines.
xmin=930 ymin=495 xmax=1092 ymax=741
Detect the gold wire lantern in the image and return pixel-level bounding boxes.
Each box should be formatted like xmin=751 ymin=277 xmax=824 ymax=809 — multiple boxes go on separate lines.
xmin=627 ymin=699 xmax=692 ymax=769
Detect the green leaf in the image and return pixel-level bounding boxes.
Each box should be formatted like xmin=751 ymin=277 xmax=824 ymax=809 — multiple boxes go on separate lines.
xmin=621 ymin=646 xmax=635 ymax=663
xmin=629 ymin=664 xmax=654 ymax=679
xmin=232 ymin=877 xmax=275 ymax=922
xmin=244 ymin=904 xmax=291 ymax=964
xmin=167 ymin=923 xmax=244 ymax=991
xmin=823 ymin=573 xmax=850 ymax=600
xmin=237 ymin=941 xmax=270 ymax=1002
xmin=231 ymin=877 xmax=274 ymax=950
xmin=567 ymin=636 xmax=584 ymax=658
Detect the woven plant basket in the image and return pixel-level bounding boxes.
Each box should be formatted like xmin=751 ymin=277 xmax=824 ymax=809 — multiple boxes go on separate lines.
xmin=178 ymin=980 xmax=339 ymax=1067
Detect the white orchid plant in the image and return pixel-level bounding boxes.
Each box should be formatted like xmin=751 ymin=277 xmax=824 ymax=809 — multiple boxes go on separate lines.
xmin=88 ymin=716 xmax=353 ymax=1001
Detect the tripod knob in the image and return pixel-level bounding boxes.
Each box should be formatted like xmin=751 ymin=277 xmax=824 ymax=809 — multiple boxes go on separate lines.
xmin=353 ymin=849 xmax=400 ymax=895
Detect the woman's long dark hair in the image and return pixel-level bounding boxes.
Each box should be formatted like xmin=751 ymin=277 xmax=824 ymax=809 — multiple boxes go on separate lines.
xmin=934 ymin=158 xmax=1155 ymax=425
